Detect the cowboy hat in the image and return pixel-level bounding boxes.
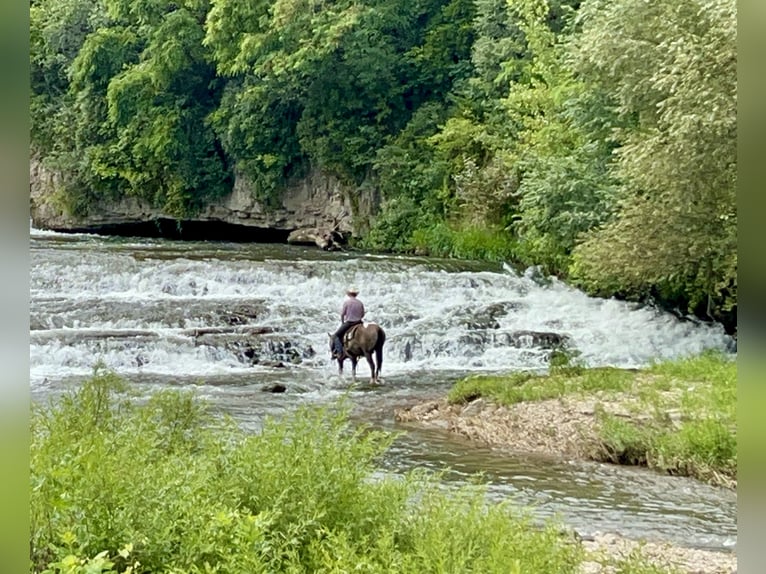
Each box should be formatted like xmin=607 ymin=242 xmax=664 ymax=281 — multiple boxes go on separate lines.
xmin=346 ymin=286 xmax=359 ymax=295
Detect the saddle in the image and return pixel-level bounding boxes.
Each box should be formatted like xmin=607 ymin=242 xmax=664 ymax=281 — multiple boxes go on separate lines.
xmin=342 ymin=323 xmax=363 ymax=347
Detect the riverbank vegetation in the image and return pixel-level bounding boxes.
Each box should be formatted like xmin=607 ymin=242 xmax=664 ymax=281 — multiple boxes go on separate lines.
xmin=447 ymin=351 xmax=737 ymax=487
xmin=31 ymin=0 xmax=736 ymax=330
xmin=29 ymin=371 xmax=683 ymax=574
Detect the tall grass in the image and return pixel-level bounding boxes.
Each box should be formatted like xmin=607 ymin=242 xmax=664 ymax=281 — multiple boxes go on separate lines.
xmin=597 ymin=352 xmax=737 ymax=485
xmin=448 ymin=367 xmax=634 ymax=405
xmin=31 ymin=370 xmax=598 ymax=573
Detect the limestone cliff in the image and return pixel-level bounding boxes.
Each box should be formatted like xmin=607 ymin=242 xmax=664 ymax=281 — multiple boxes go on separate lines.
xmin=29 ymin=157 xmax=377 ymax=246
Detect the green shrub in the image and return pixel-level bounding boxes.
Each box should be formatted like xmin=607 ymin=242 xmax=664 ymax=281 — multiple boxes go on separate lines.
xmin=411 ymin=222 xmax=519 ymax=262
xmin=31 ymin=370 xmax=601 ymax=574
xmin=361 ymin=197 xmax=428 ymax=253
xmin=410 ymin=221 xmax=456 ymax=257
xmin=596 ymin=416 xmax=655 ymax=467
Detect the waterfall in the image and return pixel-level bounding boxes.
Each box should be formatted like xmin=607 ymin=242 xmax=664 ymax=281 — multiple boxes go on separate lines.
xmin=30 ymin=227 xmax=733 ymax=388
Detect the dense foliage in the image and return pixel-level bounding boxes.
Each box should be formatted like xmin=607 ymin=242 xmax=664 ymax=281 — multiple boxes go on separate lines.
xmin=31 ymin=372 xmax=599 ymax=573
xmin=31 ymin=0 xmax=737 ymax=329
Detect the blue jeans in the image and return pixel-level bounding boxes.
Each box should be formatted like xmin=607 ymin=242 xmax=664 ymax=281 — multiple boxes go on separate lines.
xmin=333 ymin=321 xmax=361 ymax=354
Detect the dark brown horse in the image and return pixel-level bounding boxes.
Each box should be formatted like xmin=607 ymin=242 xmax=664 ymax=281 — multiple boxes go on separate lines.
xmin=329 ymin=323 xmax=386 ymax=384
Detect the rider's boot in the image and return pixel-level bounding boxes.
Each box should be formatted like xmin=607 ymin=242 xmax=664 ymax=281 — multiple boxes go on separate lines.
xmin=333 ymin=335 xmax=343 ymax=356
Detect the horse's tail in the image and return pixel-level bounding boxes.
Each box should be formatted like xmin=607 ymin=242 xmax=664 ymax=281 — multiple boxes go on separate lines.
xmin=375 ymin=326 xmax=386 ymax=377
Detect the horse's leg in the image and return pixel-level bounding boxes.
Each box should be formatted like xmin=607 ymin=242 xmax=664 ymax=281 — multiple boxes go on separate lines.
xmin=364 ymin=352 xmax=376 ymax=385
xmin=374 ymin=344 xmax=383 ymax=383
xmin=351 ymin=357 xmax=358 ymax=381
xmin=373 ymin=328 xmax=385 ymax=383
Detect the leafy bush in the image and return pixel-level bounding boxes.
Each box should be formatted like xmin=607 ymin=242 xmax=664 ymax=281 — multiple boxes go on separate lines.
xmin=410 ymin=222 xmax=519 ymax=262
xmin=31 ymin=369 xmax=594 ymax=573
xmin=361 ymin=196 xmax=429 ymax=253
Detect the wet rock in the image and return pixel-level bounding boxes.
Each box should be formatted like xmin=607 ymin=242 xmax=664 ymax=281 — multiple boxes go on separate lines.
xmin=259 ymin=360 xmax=286 ymax=368
xmin=31 ymin=329 xmax=160 ymax=343
xmin=224 ymin=314 xmax=248 ymax=326
xmin=523 ymin=265 xmax=553 ymax=287
xmin=287 ymin=227 xmax=345 ymax=250
xmin=397 ymin=336 xmax=424 ymax=362
xmin=402 ymin=340 xmax=413 ymax=362
xmin=261 ymin=383 xmax=287 ymax=393
xmin=185 ymin=326 xmax=274 ymax=337
xmin=456 ymin=301 xmax=522 ymax=330
xmin=29 ymin=316 xmax=51 ymax=331
xmin=395 ymin=401 xmax=442 ymax=423
xmin=456 ymin=332 xmax=490 ymax=352
xmin=465 ymin=316 xmax=501 ymax=330
xmin=237 ymin=337 xmax=315 ymax=366
xmin=383 ymin=313 xmax=420 ymax=328
xmin=497 ymin=330 xmax=571 ymax=349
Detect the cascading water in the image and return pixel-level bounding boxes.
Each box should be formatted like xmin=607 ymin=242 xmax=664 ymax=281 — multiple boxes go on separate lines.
xmin=29 ymin=226 xmax=737 ymax=551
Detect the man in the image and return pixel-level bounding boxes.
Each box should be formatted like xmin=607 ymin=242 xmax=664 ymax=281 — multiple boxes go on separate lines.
xmin=332 ymin=286 xmax=365 ymax=356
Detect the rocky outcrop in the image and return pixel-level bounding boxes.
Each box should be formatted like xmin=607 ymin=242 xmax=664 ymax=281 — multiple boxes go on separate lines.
xmin=29 ymin=157 xmax=375 ymax=242
xmin=286 ymin=227 xmax=345 ymax=250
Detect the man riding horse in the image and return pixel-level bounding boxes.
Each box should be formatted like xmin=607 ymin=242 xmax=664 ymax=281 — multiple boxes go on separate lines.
xmin=329 ymin=286 xmax=386 ymax=384
xmin=331 ymin=286 xmax=365 ymax=356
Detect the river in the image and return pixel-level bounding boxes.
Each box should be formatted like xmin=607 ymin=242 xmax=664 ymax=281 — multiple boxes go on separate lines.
xmin=29 ymin=227 xmax=737 ymax=552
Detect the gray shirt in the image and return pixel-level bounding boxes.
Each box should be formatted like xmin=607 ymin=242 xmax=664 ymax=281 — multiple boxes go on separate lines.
xmin=341 ymin=297 xmax=365 ymax=322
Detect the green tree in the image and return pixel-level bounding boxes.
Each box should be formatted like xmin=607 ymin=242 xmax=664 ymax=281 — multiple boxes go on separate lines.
xmin=30 ymin=0 xmax=108 ymax=156
xmin=416 ymin=0 xmax=590 ymax=259
xmin=568 ymin=0 xmax=737 ymax=322
xmin=367 ymin=0 xmax=585 ymax=256
xmin=50 ymin=24 xmax=143 ymax=214
xmin=370 ymin=0 xmax=523 ymax=246
xmin=31 ymin=0 xmax=231 ymax=218
xmin=205 ymin=0 xmax=476 ymax=206
xmin=101 ymin=0 xmax=231 ymax=215
xmin=504 ymin=0 xmax=620 ymax=273
xmin=364 ymin=0 xmax=477 ymax=248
